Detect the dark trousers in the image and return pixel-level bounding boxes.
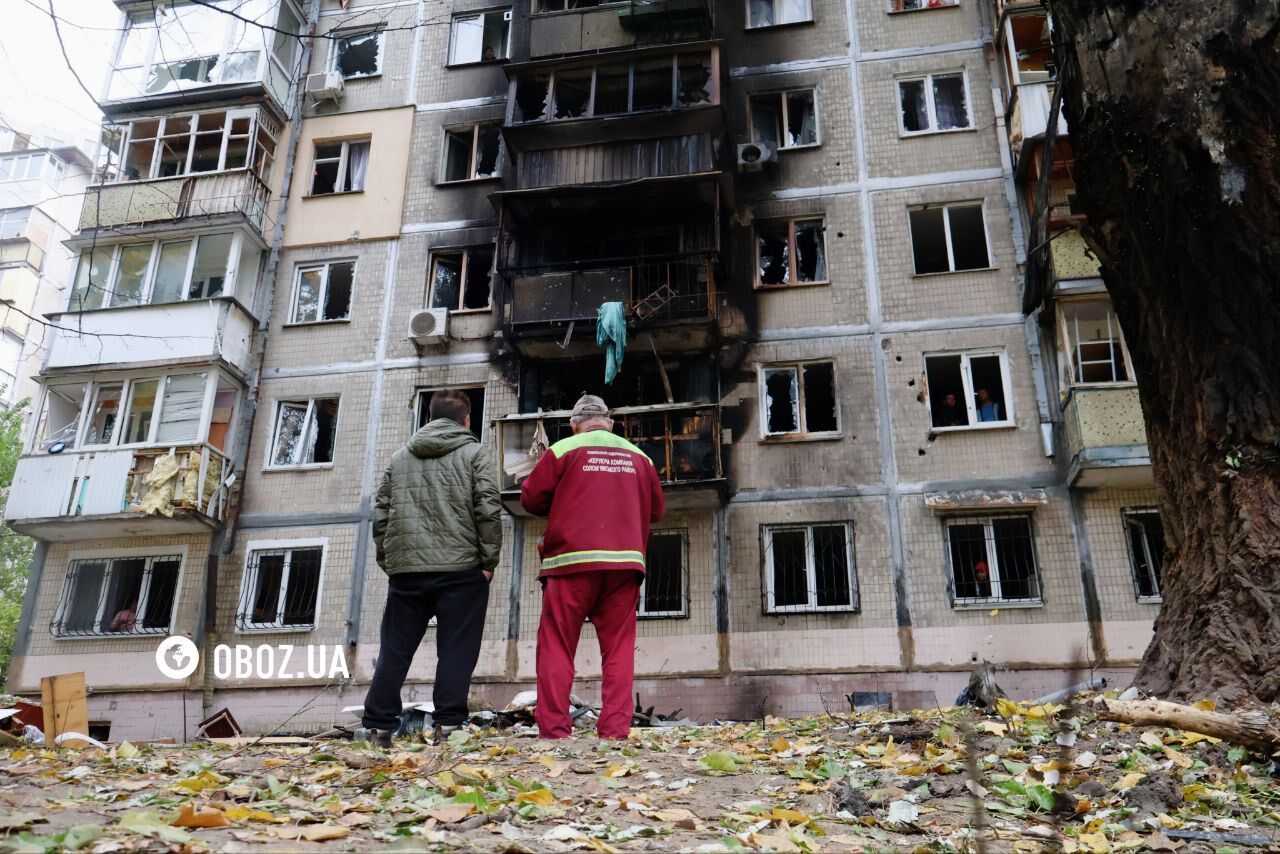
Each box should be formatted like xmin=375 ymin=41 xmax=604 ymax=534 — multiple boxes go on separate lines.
xmin=363 ymin=568 xmax=489 ymax=730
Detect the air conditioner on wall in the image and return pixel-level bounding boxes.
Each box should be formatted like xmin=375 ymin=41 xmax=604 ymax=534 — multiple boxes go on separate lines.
xmin=305 ymin=71 xmax=345 ymax=103
xmin=737 ymin=141 xmax=778 ymax=172
xmin=408 ymin=307 xmax=450 ymax=346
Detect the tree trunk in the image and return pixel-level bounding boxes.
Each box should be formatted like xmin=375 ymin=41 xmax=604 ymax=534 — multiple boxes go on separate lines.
xmin=1049 ymin=0 xmax=1280 ymax=704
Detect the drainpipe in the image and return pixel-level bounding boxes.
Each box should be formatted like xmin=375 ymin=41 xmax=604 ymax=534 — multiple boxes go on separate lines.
xmin=200 ymin=0 xmax=321 ymax=717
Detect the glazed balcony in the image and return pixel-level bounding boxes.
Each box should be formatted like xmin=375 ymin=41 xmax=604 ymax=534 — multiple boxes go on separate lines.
xmin=79 ymin=171 xmax=273 ymax=240
xmin=528 ymin=0 xmax=712 ymax=58
xmin=1063 ymin=385 xmax=1152 ymax=488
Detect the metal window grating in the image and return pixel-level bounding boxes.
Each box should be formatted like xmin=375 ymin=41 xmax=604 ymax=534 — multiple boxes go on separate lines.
xmin=762 ymin=522 xmax=858 ymax=614
xmin=236 ymin=546 xmax=322 ymax=630
xmin=51 ymin=555 xmax=181 ymax=637
xmin=639 ymin=530 xmax=688 ymax=619
xmin=1123 ymin=508 xmax=1164 ymax=600
xmin=944 ymin=514 xmax=1042 ymax=605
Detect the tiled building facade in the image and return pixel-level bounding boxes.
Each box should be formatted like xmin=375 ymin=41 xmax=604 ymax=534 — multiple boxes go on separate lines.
xmin=3 ymin=0 xmax=1163 ymax=740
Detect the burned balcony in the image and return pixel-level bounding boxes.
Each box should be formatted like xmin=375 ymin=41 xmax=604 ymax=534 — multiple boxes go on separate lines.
xmin=498 ymin=402 xmax=725 ymax=514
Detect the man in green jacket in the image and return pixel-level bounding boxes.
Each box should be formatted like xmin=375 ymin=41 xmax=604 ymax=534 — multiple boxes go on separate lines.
xmin=362 ymin=389 xmax=502 ymax=746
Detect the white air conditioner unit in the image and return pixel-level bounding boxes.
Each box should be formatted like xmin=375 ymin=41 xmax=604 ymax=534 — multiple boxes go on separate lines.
xmin=737 ymin=141 xmax=778 ymax=172
xmin=408 ymin=307 xmax=450 ymax=346
xmin=305 ymin=71 xmax=345 ymax=103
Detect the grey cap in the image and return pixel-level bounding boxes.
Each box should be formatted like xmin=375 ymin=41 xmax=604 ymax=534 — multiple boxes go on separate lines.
xmin=571 ymin=394 xmax=610 ymax=418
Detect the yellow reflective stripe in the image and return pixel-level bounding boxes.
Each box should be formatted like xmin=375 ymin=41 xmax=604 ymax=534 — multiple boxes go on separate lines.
xmin=541 ymin=550 xmax=645 ymax=569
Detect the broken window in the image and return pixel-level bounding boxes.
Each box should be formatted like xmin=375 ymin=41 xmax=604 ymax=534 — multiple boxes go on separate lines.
xmin=72 ymin=232 xmax=239 ymax=308
xmin=1124 ymin=509 xmax=1164 ymax=600
xmin=761 ymin=360 xmax=839 ymax=437
xmin=290 ymin=260 xmax=355 ymax=323
xmin=110 ymin=243 xmax=152 ymax=308
xmin=109 ymin=109 xmax=272 ymax=182
xmin=1006 ymin=11 xmax=1055 ymax=84
xmin=429 ymin=246 xmax=493 ymax=312
xmin=639 ymin=530 xmax=687 ymax=618
xmin=632 ymin=57 xmax=675 ymax=111
xmin=899 ymin=71 xmax=971 ymax=134
xmin=676 ymin=52 xmax=713 ymax=106
xmin=537 ymin=0 xmax=608 ymax=9
xmin=415 ymin=386 xmax=486 ymax=437
xmin=449 ymin=9 xmax=510 ymax=65
xmin=121 ymin=379 xmax=159 ymax=444
xmin=310 ymin=138 xmax=369 ymax=195
xmin=237 ymin=545 xmax=323 ymax=629
xmin=890 ymin=0 xmax=959 ymax=11
xmin=756 ymin=217 xmax=827 ymax=286
xmin=512 ymin=49 xmax=716 ymax=122
xmin=0 ymin=208 xmax=30 ymax=240
xmin=33 ymin=382 xmax=87 ymax=450
xmin=51 ymin=554 xmax=182 ymax=637
xmin=84 ymin=384 xmax=124 ymax=446
xmin=1060 ymin=299 xmax=1130 ymax=384
xmin=946 ymin=515 xmax=1040 ymax=604
xmin=908 ymin=203 xmax=990 ymax=274
xmin=764 ymin=522 xmax=856 ymax=613
xmin=333 ymin=30 xmax=383 ymax=78
xmin=270 ymin=397 xmax=339 ymax=467
xmin=442 ymin=124 xmax=503 ymax=182
xmin=925 ymin=351 xmax=1012 ymax=429
xmin=747 ymin=0 xmax=813 ymax=28
xmin=750 ymin=90 xmax=819 ymax=149
xmin=515 ymin=72 xmax=551 ymax=123
xmin=34 ymin=373 xmax=219 ymax=451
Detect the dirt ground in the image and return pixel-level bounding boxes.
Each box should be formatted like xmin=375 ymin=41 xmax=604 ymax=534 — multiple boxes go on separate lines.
xmin=1 ymin=697 xmax=1277 ymax=852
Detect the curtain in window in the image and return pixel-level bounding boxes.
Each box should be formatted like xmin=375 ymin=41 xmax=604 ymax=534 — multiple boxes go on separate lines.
xmin=346 ymin=141 xmax=370 ymax=191
xmin=932 ymin=75 xmax=969 ymax=129
xmin=777 ymin=0 xmax=811 ymax=24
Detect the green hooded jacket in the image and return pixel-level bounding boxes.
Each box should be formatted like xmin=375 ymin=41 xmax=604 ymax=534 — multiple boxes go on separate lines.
xmin=373 ymin=418 xmax=502 ymax=575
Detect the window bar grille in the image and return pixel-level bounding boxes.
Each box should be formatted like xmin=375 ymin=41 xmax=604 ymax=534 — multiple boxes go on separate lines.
xmin=763 ymin=523 xmax=858 ymax=614
xmin=946 ymin=515 xmax=1041 ymax=605
xmin=236 ymin=547 xmax=322 ymax=630
xmin=50 ymin=555 xmax=180 ymax=637
xmin=639 ymin=531 xmax=687 ymax=618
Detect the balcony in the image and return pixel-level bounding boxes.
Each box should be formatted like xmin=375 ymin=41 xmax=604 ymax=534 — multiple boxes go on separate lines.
xmin=5 ymin=444 xmax=233 ymax=541
xmin=1008 ymin=83 xmax=1068 ymax=170
xmin=0 ymin=207 xmax=53 ymax=271
xmin=529 ymin=0 xmax=711 ymax=58
xmin=1050 ymin=229 xmax=1102 ymax=282
xmin=45 ymin=297 xmax=256 ymax=376
xmin=497 ymin=402 xmax=725 ymax=514
xmin=79 ymin=172 xmax=272 ymax=240
xmin=1063 ymin=386 xmax=1152 ymax=488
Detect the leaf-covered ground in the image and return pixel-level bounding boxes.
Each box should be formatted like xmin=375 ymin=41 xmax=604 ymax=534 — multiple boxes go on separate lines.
xmin=1 ymin=697 xmax=1278 ymax=852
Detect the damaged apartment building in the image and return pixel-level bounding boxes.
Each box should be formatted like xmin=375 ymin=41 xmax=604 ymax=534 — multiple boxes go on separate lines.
xmin=2 ymin=0 xmax=1161 ymax=740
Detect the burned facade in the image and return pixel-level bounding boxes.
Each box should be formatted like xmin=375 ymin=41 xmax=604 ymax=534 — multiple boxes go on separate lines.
xmin=3 ymin=0 xmax=1160 ymax=739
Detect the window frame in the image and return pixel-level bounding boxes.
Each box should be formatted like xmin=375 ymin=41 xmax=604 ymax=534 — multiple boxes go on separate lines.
xmin=448 ymin=8 xmax=512 ymax=67
xmin=102 ymin=107 xmax=277 ymax=185
xmin=329 ymin=28 xmax=385 ymax=79
xmin=427 ymin=246 xmax=495 ymax=313
xmin=943 ymin=513 xmax=1043 ymax=607
xmin=758 ymin=359 xmax=841 ymax=440
xmin=0 ymin=152 xmax=62 ymax=183
xmin=308 ymin=138 xmax=370 ymax=196
xmin=439 ymin=123 xmax=504 ymax=185
xmin=924 ymin=349 xmax=1015 ymax=432
xmin=748 ymin=88 xmax=822 ymax=150
xmin=1057 ymin=297 xmax=1136 ymax=389
xmin=68 ymin=231 xmax=246 ymax=311
xmin=413 ymin=385 xmax=487 ymax=437
xmin=754 ymin=216 xmax=830 ymax=289
xmin=745 ymin=0 xmax=815 ymax=29
xmin=762 ymin=521 xmax=858 ymax=614
xmin=287 ymin=259 xmax=356 ymax=325
xmin=235 ymin=538 xmax=328 ymax=633
xmin=896 ymin=69 xmax=974 ymax=136
xmin=0 ymin=207 xmax=31 ymax=239
xmin=887 ymin=0 xmax=960 ymax=12
xmin=907 ymin=202 xmax=994 ymax=275
xmin=50 ymin=546 xmax=187 ymax=639
xmin=265 ymin=396 xmax=341 ymax=470
xmin=638 ymin=529 xmax=689 ymax=619
xmin=1122 ymin=508 xmax=1164 ymax=603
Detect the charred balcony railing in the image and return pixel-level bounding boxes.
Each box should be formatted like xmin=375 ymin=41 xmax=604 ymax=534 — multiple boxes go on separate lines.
xmin=506 ymin=255 xmax=715 ymax=329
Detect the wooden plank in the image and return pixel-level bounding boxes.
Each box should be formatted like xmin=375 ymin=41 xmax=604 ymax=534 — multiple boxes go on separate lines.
xmin=41 ymin=672 xmax=90 ymax=749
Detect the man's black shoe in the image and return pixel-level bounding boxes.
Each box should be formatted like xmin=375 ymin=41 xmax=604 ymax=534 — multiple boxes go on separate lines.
xmin=367 ymin=728 xmax=394 ymax=749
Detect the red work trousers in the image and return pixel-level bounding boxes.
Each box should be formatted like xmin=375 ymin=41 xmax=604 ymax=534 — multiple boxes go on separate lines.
xmin=535 ymin=570 xmax=641 ymax=740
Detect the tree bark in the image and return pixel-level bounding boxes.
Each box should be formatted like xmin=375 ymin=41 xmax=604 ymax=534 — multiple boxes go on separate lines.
xmin=1049 ymin=0 xmax=1280 ymax=703
xmin=1096 ymin=699 xmax=1280 ymax=756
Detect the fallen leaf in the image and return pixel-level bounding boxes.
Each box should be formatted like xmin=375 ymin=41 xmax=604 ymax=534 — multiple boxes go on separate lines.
xmin=996 ymin=698 xmax=1020 ymax=718
xmin=275 ymin=825 xmax=349 ymax=841
xmin=1076 ymin=750 xmax=1098 ymax=768
xmin=224 ymin=806 xmax=278 ymax=822
xmin=886 ymin=800 xmax=919 ymax=825
xmin=768 ymin=808 xmax=810 ymax=826
xmin=1191 ymin=698 xmax=1215 ymax=712
xmin=515 ymin=787 xmax=556 ymax=806
xmin=119 ymin=812 xmax=193 ymax=845
xmin=770 ymin=736 xmax=791 ymax=752
xmin=1113 ymin=772 xmax=1146 ymax=790
xmin=537 ymin=755 xmax=569 ymax=778
xmin=171 ymin=804 xmax=231 ymax=829
xmin=976 ymin=721 xmax=1008 ymax=736
xmin=113 ymin=742 xmax=140 ymax=760
xmin=1139 ymin=731 xmax=1165 ymax=748
xmin=425 ymin=803 xmax=474 ymax=824
xmin=0 ymin=812 xmax=45 ymax=830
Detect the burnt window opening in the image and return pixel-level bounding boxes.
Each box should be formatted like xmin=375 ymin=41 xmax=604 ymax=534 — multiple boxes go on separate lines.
xmin=51 ymin=555 xmax=181 ymax=637
xmin=449 ymin=10 xmax=510 ymax=65
xmin=640 ymin=530 xmax=687 ymax=618
xmin=761 ymin=360 xmax=839 ymax=437
xmin=946 ymin=515 xmax=1041 ymax=605
xmin=750 ymin=89 xmax=819 ymax=149
xmin=1060 ymin=299 xmax=1130 ymax=384
xmin=333 ymin=30 xmax=382 ymax=78
xmin=291 ymin=260 xmax=354 ymax=324
xmin=310 ymin=139 xmax=369 ymax=195
xmin=554 ymin=69 xmax=593 ymax=119
xmin=430 ymin=246 xmax=493 ymax=312
xmin=764 ymin=522 xmax=857 ymax=613
xmin=512 ymin=50 xmax=714 ymax=123
xmin=909 ymin=203 xmax=990 ymax=274
xmin=415 ymin=386 xmax=486 ymax=437
xmin=925 ymin=351 xmax=1012 ymax=429
xmin=898 ymin=72 xmax=970 ymax=134
xmin=515 ymin=73 xmax=551 ymax=123
xmin=520 ymin=357 xmax=714 ymax=413
xmin=442 ymin=124 xmax=502 ymax=183
xmin=236 ymin=546 xmax=323 ymax=630
xmin=538 ymin=0 xmax=608 ymax=9
xmin=270 ymin=397 xmax=339 ymax=467
xmin=747 ymin=0 xmax=814 ymax=28
xmin=1124 ymin=509 xmax=1164 ymax=600
xmin=757 ymin=217 xmax=827 ymax=286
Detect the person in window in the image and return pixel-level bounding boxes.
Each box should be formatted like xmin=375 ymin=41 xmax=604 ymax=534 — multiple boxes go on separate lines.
xmin=362 ymin=390 xmax=502 ymax=748
xmin=976 ymin=388 xmax=1002 ymax=422
xmin=936 ymin=391 xmax=966 ymax=427
xmin=972 ymin=560 xmax=992 ymax=598
xmin=481 ymin=46 xmax=496 ymax=62
xmin=109 ymin=601 xmax=138 ymax=633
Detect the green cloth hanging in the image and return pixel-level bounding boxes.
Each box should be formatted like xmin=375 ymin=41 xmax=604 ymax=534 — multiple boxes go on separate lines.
xmin=596 ymin=301 xmax=627 ymax=385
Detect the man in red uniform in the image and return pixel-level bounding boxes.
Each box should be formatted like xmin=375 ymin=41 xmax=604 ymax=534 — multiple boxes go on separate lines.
xmin=521 ymin=395 xmax=665 ymax=739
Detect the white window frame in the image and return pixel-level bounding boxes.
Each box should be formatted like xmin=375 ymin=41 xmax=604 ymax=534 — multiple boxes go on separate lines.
xmin=888 ymin=0 xmax=959 ymax=12
xmin=448 ymin=9 xmax=512 ymax=66
xmin=897 ymin=70 xmax=974 ymax=136
xmin=925 ymin=349 xmax=1015 ymax=431
xmin=908 ymin=202 xmax=994 ymax=275
xmin=329 ymin=29 xmax=385 ymax=79
xmin=0 ymin=207 xmax=31 ymax=239
xmin=105 ymin=108 xmax=273 ymax=184
xmin=1057 ymin=297 xmax=1135 ymax=388
xmin=266 ymin=396 xmax=341 ymax=470
xmin=754 ymin=216 xmax=829 ymax=288
xmin=236 ymin=538 xmax=328 ymax=633
xmin=638 ymin=529 xmax=688 ymax=619
xmin=745 ymin=0 xmax=815 ymax=29
xmin=68 ymin=231 xmax=245 ymax=311
xmin=51 ymin=545 xmax=188 ymax=639
xmin=440 ymin=124 xmax=504 ymax=184
xmin=309 ymin=138 xmax=370 ymax=195
xmin=288 ymin=259 xmax=356 ymax=325
xmin=762 ymin=522 xmax=858 ymax=614
xmin=748 ymin=88 xmax=821 ymax=150
xmin=1122 ymin=508 xmax=1164 ymax=603
xmin=413 ymin=385 xmax=486 ymax=435
xmin=944 ymin=514 xmax=1043 ymax=607
xmin=0 ymin=152 xmax=59 ymax=183
xmin=428 ymin=246 xmax=495 ymax=313
xmin=758 ymin=359 xmax=841 ymax=438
